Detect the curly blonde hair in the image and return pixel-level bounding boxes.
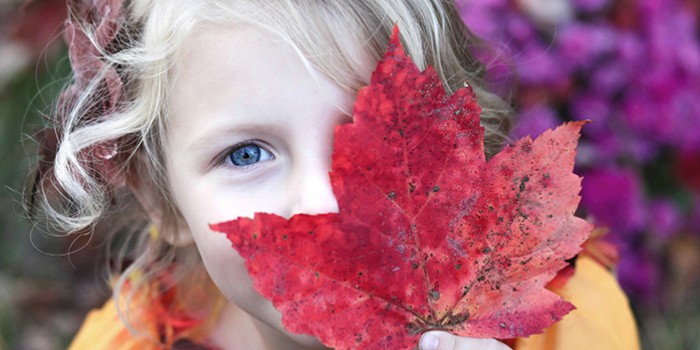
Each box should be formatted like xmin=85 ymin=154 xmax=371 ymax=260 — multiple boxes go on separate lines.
xmin=28 ymin=0 xmax=512 ymax=334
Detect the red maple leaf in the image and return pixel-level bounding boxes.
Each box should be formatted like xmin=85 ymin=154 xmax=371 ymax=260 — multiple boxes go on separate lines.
xmin=211 ymin=27 xmax=591 ymax=349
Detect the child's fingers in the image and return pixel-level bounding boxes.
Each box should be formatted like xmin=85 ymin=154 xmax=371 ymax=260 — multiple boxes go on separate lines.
xmin=418 ymin=331 xmax=512 ymax=350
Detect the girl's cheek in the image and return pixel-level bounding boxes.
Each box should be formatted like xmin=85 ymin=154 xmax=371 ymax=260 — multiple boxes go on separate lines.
xmin=192 ymin=221 xmax=250 ymax=290
xmin=195 ymin=225 xmax=277 ymax=321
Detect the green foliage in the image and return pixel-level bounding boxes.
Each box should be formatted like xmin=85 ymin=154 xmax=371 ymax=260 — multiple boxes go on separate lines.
xmin=0 ymin=48 xmax=93 ymax=350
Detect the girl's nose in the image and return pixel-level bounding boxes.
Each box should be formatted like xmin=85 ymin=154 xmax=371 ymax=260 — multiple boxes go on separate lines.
xmin=287 ymin=158 xmax=339 ymax=216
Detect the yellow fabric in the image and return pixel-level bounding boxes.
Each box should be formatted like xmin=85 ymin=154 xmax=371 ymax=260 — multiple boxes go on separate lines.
xmin=68 ymin=297 xmax=162 ymax=350
xmin=515 ymin=256 xmax=640 ymax=350
xmin=69 ymin=256 xmax=639 ymax=349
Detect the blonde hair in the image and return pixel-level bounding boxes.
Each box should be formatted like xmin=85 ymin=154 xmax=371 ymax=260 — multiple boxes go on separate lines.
xmin=29 ymin=0 xmax=512 ymax=336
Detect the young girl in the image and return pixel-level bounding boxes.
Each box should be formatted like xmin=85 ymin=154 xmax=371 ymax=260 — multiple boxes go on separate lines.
xmin=29 ymin=0 xmax=639 ymax=349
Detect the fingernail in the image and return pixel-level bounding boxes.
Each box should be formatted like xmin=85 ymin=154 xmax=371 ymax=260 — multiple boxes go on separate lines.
xmin=419 ymin=333 xmax=439 ymax=350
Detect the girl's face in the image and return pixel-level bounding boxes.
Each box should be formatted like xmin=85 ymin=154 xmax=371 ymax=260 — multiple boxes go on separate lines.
xmin=165 ymin=24 xmax=361 ymax=346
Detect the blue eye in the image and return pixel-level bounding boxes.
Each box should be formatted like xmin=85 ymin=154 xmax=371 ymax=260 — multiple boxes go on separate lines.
xmin=227 ymin=143 xmax=273 ymax=166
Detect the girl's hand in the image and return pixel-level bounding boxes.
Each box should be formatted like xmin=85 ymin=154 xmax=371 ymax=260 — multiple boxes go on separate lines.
xmin=418 ymin=331 xmax=512 ymax=350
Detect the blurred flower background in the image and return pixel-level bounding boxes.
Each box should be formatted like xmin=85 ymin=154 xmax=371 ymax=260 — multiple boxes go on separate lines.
xmin=0 ymin=0 xmax=698 ymax=348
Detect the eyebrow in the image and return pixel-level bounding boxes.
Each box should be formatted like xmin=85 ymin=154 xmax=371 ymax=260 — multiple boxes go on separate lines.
xmin=188 ymin=122 xmax=281 ymax=151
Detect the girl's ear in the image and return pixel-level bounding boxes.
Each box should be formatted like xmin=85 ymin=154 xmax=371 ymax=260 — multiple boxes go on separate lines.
xmin=127 ymin=151 xmax=195 ymax=247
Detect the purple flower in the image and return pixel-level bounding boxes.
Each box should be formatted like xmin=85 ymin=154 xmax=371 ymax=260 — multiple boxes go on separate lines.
xmin=616 ymin=248 xmax=660 ymax=302
xmin=581 ymin=168 xmax=647 ymax=238
xmin=557 ymin=22 xmax=616 ymax=71
xmin=667 ymin=85 xmax=700 ymax=151
xmin=456 ymin=0 xmax=510 ymax=40
xmin=572 ymin=0 xmax=611 ymax=13
xmin=570 ymin=92 xmax=611 ymax=125
xmin=516 ymin=42 xmax=570 ymax=86
xmin=678 ymin=43 xmax=700 ymax=75
xmin=506 ymin=13 xmax=537 ymax=42
xmin=574 ymin=141 xmax=601 ymax=168
xmin=644 ymin=2 xmax=699 ymax=71
xmin=590 ymin=61 xmax=630 ymax=96
xmin=614 ymin=31 xmax=646 ymax=72
xmin=624 ymin=135 xmax=658 ymax=164
xmin=576 ymin=125 xmax=658 ymax=166
xmin=669 ymin=11 xmax=700 ymax=74
xmin=648 ymin=199 xmax=682 ymax=240
xmin=581 ymin=130 xmax=621 ymax=166
xmin=511 ymin=105 xmax=560 ymax=139
xmin=622 ymin=75 xmax=700 ymax=151
xmin=622 ymin=90 xmax=670 ymax=144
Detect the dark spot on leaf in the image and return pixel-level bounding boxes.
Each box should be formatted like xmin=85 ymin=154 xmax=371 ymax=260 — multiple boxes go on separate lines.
xmin=432 ymin=186 xmax=440 ymax=192
xmin=409 ymin=182 xmax=416 ymax=193
xmin=521 ymin=257 xmax=533 ymax=265
xmin=482 ymin=247 xmax=491 ymax=254
xmin=500 ymin=322 xmax=507 ymax=328
xmin=445 ymin=311 xmax=470 ymax=325
xmin=412 ymin=262 xmax=419 ymax=269
xmin=358 ymin=272 xmax=363 ymax=276
xmin=489 ymin=205 xmax=494 ymax=211
xmin=282 ymin=234 xmax=288 ymax=240
xmin=518 ymin=209 xmax=529 ymax=220
xmin=407 ymin=321 xmax=423 ymax=335
xmin=387 ymin=191 xmax=396 ymax=199
xmin=430 ymin=289 xmax=440 ymax=301
xmin=253 ymin=233 xmax=258 ymax=240
xmin=519 ymin=175 xmax=530 ymax=192
xmin=477 ymin=276 xmax=485 ymax=282
xmin=455 ymin=263 xmax=462 ymax=270
xmin=398 ymin=129 xmax=404 ymax=137
xmin=315 ymin=272 xmax=320 ymax=278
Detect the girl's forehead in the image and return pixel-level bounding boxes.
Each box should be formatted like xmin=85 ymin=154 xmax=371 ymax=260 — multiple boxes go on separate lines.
xmin=168 ymin=23 xmax=354 ymax=128
xmin=177 ymin=19 xmax=375 ymax=95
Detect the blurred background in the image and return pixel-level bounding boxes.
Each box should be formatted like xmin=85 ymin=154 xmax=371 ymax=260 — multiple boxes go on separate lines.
xmin=0 ymin=0 xmax=699 ymax=349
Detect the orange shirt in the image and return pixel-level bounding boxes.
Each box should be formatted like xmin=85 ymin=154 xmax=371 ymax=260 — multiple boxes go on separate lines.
xmin=514 ymin=256 xmax=639 ymax=350
xmin=69 ymin=255 xmax=639 ymax=350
